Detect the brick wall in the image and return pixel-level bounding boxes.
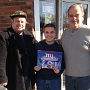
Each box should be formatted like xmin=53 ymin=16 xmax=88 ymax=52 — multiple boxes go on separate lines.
xmin=0 ymin=0 xmax=34 ymax=32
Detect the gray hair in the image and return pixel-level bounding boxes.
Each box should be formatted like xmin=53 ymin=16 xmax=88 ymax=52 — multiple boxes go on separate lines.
xmin=68 ymin=4 xmax=84 ymax=16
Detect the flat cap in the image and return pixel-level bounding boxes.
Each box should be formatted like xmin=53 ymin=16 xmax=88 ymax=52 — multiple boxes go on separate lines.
xmin=10 ymin=10 xmax=27 ymax=19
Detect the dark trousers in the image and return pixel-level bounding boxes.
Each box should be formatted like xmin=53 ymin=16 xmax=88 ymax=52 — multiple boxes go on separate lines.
xmin=24 ymin=76 xmax=31 ymax=90
xmin=65 ymin=75 xmax=90 ymax=90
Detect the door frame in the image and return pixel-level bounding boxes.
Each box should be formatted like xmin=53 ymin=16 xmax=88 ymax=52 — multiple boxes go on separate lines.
xmin=34 ymin=0 xmax=41 ymax=41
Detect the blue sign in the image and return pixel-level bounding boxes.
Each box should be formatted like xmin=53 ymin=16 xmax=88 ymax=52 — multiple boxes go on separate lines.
xmin=37 ymin=50 xmax=63 ymax=70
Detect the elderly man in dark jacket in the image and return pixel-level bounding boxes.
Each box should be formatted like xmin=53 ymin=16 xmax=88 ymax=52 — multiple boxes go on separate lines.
xmin=0 ymin=10 xmax=37 ymax=90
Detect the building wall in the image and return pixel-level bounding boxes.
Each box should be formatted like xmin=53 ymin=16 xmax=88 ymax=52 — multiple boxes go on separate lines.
xmin=0 ymin=0 xmax=34 ymax=32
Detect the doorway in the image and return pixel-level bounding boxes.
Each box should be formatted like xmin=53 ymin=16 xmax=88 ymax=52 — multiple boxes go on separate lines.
xmin=34 ymin=0 xmax=90 ymax=41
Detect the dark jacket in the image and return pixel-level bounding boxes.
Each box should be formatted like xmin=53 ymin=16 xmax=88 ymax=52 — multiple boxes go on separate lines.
xmin=0 ymin=27 xmax=37 ymax=90
xmin=35 ymin=40 xmax=65 ymax=80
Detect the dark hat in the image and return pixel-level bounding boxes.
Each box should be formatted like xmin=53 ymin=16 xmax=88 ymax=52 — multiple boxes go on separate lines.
xmin=10 ymin=10 xmax=27 ymax=19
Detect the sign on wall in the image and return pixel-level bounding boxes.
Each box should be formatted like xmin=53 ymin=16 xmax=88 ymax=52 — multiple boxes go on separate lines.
xmin=42 ymin=2 xmax=54 ymax=14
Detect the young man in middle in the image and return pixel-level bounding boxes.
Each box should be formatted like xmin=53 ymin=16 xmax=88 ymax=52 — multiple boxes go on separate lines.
xmin=34 ymin=23 xmax=65 ymax=90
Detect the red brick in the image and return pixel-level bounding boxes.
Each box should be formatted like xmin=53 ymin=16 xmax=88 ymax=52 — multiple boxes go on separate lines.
xmin=0 ymin=0 xmax=8 ymax=2
xmin=15 ymin=1 xmax=26 ymax=5
xmin=3 ymin=2 xmax=15 ymax=6
xmin=0 ymin=0 xmax=34 ymax=31
xmin=7 ymin=6 xmax=20 ymax=11
xmin=20 ymin=6 xmax=32 ymax=10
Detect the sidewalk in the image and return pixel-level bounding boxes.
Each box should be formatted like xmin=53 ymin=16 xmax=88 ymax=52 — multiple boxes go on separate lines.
xmin=0 ymin=85 xmax=7 ymax=90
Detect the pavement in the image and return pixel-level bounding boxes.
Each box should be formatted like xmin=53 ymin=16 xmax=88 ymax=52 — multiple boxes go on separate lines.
xmin=0 ymin=85 xmax=8 ymax=90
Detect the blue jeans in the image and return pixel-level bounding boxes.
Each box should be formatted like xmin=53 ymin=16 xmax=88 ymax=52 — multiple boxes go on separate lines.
xmin=36 ymin=78 xmax=61 ymax=90
xmin=24 ymin=76 xmax=31 ymax=90
xmin=65 ymin=75 xmax=90 ymax=90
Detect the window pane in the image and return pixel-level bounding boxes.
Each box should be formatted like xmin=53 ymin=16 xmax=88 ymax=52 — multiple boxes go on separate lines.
xmin=63 ymin=2 xmax=88 ymax=30
xmin=39 ymin=0 xmax=56 ymax=39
